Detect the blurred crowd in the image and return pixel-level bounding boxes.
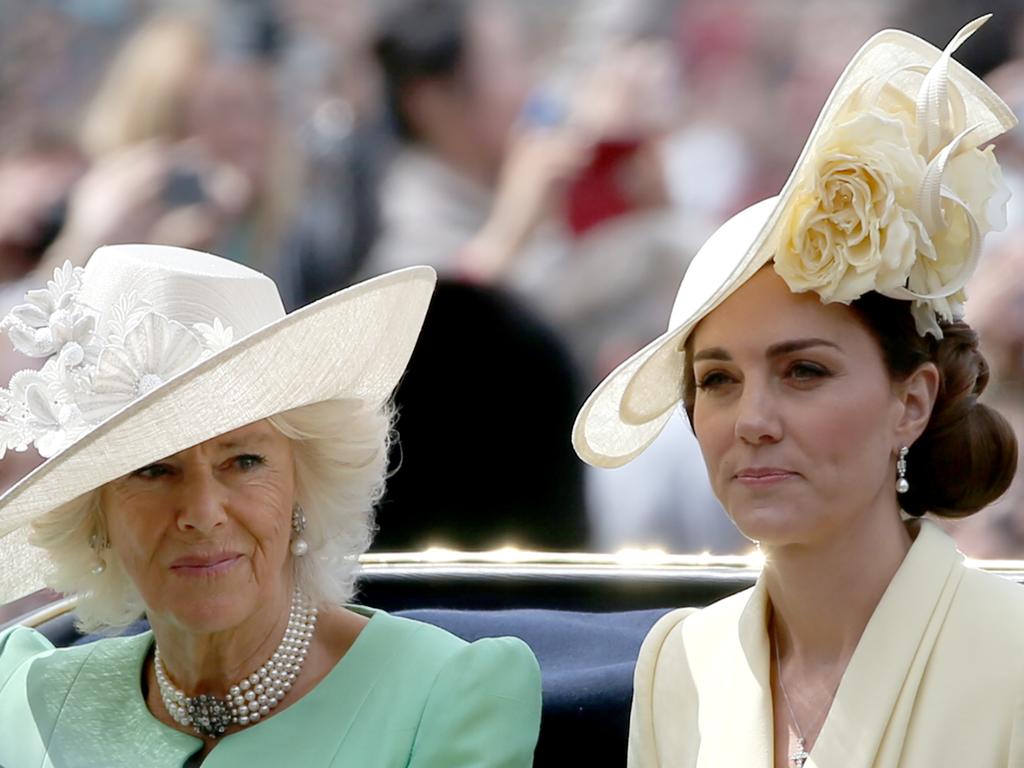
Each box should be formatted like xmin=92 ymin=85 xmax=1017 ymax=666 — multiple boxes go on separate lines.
xmin=0 ymin=0 xmax=1022 ymax=558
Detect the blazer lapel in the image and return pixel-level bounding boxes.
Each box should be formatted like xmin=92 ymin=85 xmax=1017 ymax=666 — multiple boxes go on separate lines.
xmin=808 ymin=521 xmax=964 ymax=768
xmin=688 ymin=580 xmax=775 ymax=768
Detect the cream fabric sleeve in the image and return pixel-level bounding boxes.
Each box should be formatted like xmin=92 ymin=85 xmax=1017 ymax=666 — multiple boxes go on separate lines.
xmin=627 ymin=608 xmax=700 ymax=768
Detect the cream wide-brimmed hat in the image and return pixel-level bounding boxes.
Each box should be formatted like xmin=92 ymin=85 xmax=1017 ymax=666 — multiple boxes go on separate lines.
xmin=574 ymin=16 xmax=1018 ymax=469
xmin=0 ymin=245 xmax=435 ymax=602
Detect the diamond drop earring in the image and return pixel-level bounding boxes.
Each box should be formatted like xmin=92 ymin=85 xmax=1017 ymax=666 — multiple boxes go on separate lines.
xmin=290 ymin=503 xmax=309 ymax=557
xmin=896 ymin=446 xmax=910 ymax=494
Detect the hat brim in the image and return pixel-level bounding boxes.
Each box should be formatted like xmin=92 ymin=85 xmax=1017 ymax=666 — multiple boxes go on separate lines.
xmin=0 ymin=265 xmax=436 ymax=603
xmin=573 ymin=27 xmax=1017 ymax=469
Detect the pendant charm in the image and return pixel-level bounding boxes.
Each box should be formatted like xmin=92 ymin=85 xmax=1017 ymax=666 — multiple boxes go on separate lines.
xmin=791 ymin=737 xmax=810 ymax=767
xmin=187 ymin=694 xmax=233 ymax=738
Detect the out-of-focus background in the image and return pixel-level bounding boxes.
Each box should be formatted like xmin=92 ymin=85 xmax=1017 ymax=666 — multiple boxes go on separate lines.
xmin=0 ymin=0 xmax=1021 ymax=557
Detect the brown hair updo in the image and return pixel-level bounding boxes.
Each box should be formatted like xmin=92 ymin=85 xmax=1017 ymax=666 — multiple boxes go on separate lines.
xmin=850 ymin=293 xmax=1017 ymax=518
xmin=681 ymin=291 xmax=1018 ymax=519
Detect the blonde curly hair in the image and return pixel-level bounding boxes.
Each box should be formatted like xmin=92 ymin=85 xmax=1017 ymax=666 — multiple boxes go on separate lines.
xmin=30 ymin=398 xmax=393 ymax=633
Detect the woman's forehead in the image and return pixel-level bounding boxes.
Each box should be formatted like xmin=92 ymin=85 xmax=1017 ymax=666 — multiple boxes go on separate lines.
xmin=135 ymin=420 xmax=282 ymax=467
xmin=692 ymin=267 xmax=862 ymax=353
xmin=206 ymin=420 xmax=280 ymax=448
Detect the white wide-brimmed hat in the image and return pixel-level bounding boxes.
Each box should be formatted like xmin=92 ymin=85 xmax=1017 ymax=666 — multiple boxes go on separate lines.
xmin=0 ymin=245 xmax=435 ymax=602
xmin=574 ymin=16 xmax=1017 ymax=469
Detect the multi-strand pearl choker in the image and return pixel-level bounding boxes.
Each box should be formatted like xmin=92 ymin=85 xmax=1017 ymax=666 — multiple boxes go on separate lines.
xmin=153 ymin=587 xmax=319 ymax=739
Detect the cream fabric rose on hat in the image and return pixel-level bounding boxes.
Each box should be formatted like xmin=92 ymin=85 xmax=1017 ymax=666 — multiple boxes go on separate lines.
xmin=773 ymin=15 xmax=1012 ymax=338
xmin=774 ymin=107 xmax=929 ymax=305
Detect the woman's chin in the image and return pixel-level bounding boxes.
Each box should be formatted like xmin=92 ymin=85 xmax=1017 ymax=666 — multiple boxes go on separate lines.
xmin=727 ymin=503 xmax=820 ymax=547
xmin=154 ymin=588 xmax=258 ymax=634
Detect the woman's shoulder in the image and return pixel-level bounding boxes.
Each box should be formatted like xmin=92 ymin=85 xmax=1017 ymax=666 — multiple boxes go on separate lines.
xmin=407 ymin=628 xmax=541 ymax=765
xmin=0 ymin=622 xmax=153 ymax=758
xmin=0 ymin=624 xmax=150 ymax=689
xmin=637 ymin=588 xmax=754 ymax=663
xmin=366 ymin=609 xmax=533 ymax=654
xmin=358 ymin=609 xmax=540 ymax=688
xmin=633 ymin=589 xmax=752 ymax=700
xmin=1 ymin=624 xmax=53 ymax=655
xmin=0 ymin=625 xmax=54 ymax=683
xmin=349 ymin=610 xmax=541 ymax=765
xmin=0 ymin=624 xmax=88 ymax=689
xmin=636 ymin=607 xmax=698 ymax=663
xmin=952 ymin=565 xmax=1024 ymax=643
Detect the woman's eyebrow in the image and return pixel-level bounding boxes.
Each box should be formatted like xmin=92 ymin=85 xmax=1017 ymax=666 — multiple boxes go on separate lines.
xmin=692 ymin=338 xmax=840 ymax=363
xmin=693 ymin=346 xmax=731 ymax=362
xmin=766 ymin=338 xmax=841 ymax=357
xmin=216 ymin=433 xmax=273 ymax=451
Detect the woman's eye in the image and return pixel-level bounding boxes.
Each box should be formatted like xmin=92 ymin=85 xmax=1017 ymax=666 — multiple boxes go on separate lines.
xmin=233 ymin=454 xmax=266 ymax=471
xmin=695 ymin=371 xmax=734 ymax=391
xmin=787 ymin=362 xmax=830 ymax=381
xmin=131 ymin=463 xmax=172 ymax=480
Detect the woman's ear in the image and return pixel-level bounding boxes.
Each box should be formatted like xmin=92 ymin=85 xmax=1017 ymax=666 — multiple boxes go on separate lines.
xmin=894 ymin=362 xmax=940 ymax=448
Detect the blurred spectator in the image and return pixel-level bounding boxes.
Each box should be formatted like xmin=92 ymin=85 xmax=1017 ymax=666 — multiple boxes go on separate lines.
xmin=366 ymin=0 xmax=692 ymax=384
xmin=367 ymin=0 xmax=547 ymax=276
xmin=58 ymin=12 xmax=298 ymax=278
xmin=0 ymin=129 xmax=85 ymax=293
xmin=274 ymin=0 xmax=392 ymax=305
xmin=669 ymin=0 xmax=892 ymax=206
xmin=0 ymin=3 xmax=87 ymax=149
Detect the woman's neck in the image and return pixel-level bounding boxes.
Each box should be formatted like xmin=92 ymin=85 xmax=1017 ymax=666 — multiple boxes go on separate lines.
xmin=763 ymin=507 xmax=914 ymax=665
xmin=148 ymin=586 xmax=293 ymax=695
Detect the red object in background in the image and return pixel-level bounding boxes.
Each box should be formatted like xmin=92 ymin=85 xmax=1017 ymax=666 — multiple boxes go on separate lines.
xmin=564 ymin=138 xmax=643 ymax=238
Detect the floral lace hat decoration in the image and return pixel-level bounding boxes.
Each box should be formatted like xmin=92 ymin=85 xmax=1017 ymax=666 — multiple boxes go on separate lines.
xmin=573 ymin=16 xmax=1018 ymax=469
xmin=0 ymin=244 xmax=435 ymax=604
xmin=0 ymin=262 xmax=235 ymax=459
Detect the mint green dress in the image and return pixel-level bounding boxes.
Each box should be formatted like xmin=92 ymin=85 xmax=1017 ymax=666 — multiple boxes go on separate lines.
xmin=0 ymin=607 xmax=541 ymax=766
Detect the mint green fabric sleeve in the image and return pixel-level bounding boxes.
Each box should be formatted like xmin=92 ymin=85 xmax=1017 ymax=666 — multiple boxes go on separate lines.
xmin=408 ymin=635 xmax=541 ymax=767
xmin=0 ymin=626 xmax=63 ymax=767
xmin=0 ymin=625 xmax=54 ymax=690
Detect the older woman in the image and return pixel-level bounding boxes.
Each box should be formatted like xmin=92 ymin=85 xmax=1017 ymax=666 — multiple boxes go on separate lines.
xmin=0 ymin=245 xmax=541 ymax=766
xmin=574 ymin=17 xmax=1024 ymax=768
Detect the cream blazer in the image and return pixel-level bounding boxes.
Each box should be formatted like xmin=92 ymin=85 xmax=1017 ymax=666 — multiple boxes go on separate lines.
xmin=628 ymin=521 xmax=1024 ymax=767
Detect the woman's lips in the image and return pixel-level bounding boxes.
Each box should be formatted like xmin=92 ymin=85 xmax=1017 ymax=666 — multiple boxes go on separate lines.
xmin=169 ymin=553 xmax=242 ymax=575
xmin=734 ymin=468 xmax=799 ymax=486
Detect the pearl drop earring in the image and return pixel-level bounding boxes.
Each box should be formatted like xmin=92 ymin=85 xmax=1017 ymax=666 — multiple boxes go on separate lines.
xmin=89 ymin=532 xmax=108 ymax=575
xmin=896 ymin=446 xmax=910 ymax=494
xmin=290 ymin=504 xmax=309 ymax=557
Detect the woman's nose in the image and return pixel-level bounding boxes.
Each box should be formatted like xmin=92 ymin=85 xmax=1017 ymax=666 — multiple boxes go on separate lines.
xmin=733 ymin=379 xmax=783 ymax=445
xmin=176 ymin=472 xmax=228 ymax=533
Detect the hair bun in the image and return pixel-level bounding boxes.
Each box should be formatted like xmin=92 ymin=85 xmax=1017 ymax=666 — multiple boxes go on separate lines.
xmin=902 ymin=322 xmax=1018 ymax=518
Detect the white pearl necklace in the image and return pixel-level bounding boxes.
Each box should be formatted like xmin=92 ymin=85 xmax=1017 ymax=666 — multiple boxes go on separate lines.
xmin=153 ymin=587 xmax=319 ymax=739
